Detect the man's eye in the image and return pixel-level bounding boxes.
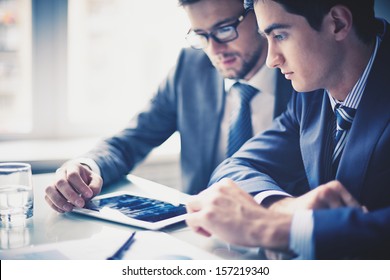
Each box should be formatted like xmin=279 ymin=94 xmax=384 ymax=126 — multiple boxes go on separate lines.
xmin=274 ymin=33 xmax=287 ymax=41
xmin=217 ymin=26 xmax=234 ymax=34
xmin=195 ymin=32 xmax=207 ymax=37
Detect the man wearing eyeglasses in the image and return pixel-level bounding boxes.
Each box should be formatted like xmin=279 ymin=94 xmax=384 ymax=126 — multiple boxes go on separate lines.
xmin=45 ymin=0 xmax=293 ymax=213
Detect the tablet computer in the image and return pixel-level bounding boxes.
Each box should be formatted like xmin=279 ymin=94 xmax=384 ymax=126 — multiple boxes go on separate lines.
xmin=72 ymin=191 xmax=187 ymax=230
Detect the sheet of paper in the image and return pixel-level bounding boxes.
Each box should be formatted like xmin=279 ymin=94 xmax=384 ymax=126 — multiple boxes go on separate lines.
xmin=121 ymin=231 xmax=220 ymax=260
xmin=0 ymin=229 xmax=221 ymax=260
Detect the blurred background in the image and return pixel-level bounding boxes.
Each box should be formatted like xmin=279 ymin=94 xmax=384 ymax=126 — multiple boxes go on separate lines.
xmin=0 ymin=0 xmax=389 ymax=190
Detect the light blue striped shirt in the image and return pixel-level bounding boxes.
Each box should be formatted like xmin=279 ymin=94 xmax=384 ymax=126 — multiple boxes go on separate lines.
xmin=290 ymin=36 xmax=380 ymax=260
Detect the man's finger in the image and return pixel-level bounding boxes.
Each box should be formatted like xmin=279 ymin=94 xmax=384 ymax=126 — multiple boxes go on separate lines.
xmin=186 ymin=195 xmax=204 ymax=213
xmin=87 ymin=173 xmax=103 ymax=197
xmin=45 ymin=186 xmax=74 ymax=212
xmin=45 ymin=195 xmax=65 ymax=213
xmin=186 ymin=212 xmax=212 ymax=237
xmin=66 ymin=165 xmax=94 ymax=198
xmin=330 ymin=181 xmax=361 ymax=208
xmin=338 ymin=188 xmax=361 ymax=208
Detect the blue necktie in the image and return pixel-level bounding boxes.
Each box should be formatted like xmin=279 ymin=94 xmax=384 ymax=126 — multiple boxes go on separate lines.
xmin=332 ymin=104 xmax=356 ymax=170
xmin=226 ymin=82 xmax=258 ymax=157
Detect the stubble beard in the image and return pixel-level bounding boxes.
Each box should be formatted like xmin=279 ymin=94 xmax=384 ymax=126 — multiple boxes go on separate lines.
xmin=218 ymin=46 xmax=264 ymax=80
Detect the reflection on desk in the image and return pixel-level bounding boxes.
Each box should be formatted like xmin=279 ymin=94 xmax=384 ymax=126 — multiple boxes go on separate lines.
xmin=0 ymin=173 xmax=262 ymax=260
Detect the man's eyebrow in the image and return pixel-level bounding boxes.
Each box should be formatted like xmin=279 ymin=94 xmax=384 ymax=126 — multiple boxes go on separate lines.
xmin=192 ymin=16 xmax=238 ymax=33
xmin=263 ymin=23 xmax=291 ymax=35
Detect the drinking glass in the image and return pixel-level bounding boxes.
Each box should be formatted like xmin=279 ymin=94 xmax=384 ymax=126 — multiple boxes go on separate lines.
xmin=0 ymin=162 xmax=33 ymax=227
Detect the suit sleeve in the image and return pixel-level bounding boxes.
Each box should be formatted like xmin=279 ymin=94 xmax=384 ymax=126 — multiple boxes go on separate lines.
xmin=82 ymin=50 xmax=187 ymax=186
xmin=314 ymin=206 xmax=390 ymax=259
xmin=209 ymin=92 xmax=308 ymax=196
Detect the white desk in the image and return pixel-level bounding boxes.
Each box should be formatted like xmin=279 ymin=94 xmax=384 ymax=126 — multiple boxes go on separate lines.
xmin=0 ymin=173 xmax=261 ymax=260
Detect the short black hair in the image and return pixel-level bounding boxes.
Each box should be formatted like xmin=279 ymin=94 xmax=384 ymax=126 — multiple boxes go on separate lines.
xmin=244 ymin=0 xmax=376 ymax=43
xmin=179 ymin=0 xmax=245 ymax=6
xmin=178 ymin=0 xmax=202 ymax=5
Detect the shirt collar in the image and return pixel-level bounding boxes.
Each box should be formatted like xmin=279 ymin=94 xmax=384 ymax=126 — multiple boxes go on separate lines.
xmin=224 ymin=64 xmax=277 ymax=95
xmin=328 ymin=36 xmax=380 ymax=111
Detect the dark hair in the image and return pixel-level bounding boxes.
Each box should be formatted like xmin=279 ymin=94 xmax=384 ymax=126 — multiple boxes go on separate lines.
xmin=244 ymin=0 xmax=376 ymax=43
xmin=178 ymin=0 xmax=202 ymax=5
xmin=179 ymin=0 xmax=244 ymax=6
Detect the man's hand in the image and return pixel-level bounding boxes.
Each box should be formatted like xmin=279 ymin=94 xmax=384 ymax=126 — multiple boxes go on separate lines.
xmin=186 ymin=178 xmax=292 ymax=250
xmin=45 ymin=162 xmax=103 ymax=213
xmin=267 ymin=180 xmax=362 ymax=214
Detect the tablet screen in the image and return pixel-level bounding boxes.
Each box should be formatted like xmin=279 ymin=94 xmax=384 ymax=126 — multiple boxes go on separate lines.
xmin=87 ymin=194 xmax=187 ymax=223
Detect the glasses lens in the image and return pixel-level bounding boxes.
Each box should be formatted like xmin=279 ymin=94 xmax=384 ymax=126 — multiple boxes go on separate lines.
xmin=213 ymin=26 xmax=237 ymax=42
xmin=186 ymin=32 xmax=208 ymax=49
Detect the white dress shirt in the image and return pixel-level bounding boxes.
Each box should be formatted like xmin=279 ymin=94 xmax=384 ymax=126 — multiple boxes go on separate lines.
xmin=216 ymin=65 xmax=277 ymax=164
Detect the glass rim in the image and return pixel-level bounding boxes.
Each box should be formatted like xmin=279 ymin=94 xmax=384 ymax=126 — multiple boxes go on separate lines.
xmin=0 ymin=162 xmax=31 ymax=172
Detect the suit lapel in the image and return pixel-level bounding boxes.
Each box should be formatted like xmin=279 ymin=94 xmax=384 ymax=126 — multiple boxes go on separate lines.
xmin=197 ymin=68 xmax=225 ymax=192
xmin=274 ymin=71 xmax=293 ymax=117
xmin=336 ymin=22 xmax=390 ymax=199
xmin=300 ymin=91 xmax=335 ymax=189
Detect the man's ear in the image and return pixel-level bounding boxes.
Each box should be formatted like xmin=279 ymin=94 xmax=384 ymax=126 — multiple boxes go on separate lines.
xmin=328 ymin=5 xmax=353 ymax=41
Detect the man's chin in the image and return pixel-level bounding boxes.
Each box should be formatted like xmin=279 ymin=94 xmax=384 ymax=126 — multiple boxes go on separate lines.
xmin=219 ymin=69 xmax=241 ymax=80
xmin=291 ymin=81 xmax=318 ymax=93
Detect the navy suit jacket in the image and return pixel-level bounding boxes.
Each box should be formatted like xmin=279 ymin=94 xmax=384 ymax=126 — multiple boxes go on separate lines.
xmin=210 ymin=20 xmax=390 ymax=259
xmin=85 ymin=48 xmax=292 ymax=195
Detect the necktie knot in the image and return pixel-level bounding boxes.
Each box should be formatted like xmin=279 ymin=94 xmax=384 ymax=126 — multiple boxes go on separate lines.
xmin=334 ymin=104 xmax=356 ymax=132
xmin=232 ymin=82 xmax=258 ymax=105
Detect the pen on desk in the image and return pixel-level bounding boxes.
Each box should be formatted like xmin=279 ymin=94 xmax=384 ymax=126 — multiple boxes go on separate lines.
xmin=107 ymin=231 xmax=136 ymax=260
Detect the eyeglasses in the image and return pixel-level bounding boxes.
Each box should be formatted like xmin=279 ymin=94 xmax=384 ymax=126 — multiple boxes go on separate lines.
xmin=185 ymin=9 xmax=250 ymax=50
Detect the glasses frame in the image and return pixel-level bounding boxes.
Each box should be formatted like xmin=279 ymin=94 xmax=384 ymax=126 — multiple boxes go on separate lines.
xmin=186 ymin=9 xmax=251 ymax=50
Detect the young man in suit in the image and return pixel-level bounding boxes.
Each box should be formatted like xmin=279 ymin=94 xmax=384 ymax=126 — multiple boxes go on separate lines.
xmin=45 ymin=0 xmax=292 ymax=212
xmin=186 ymin=0 xmax=390 ymax=259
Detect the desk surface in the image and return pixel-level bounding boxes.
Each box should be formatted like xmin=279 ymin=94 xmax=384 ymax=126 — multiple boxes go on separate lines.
xmin=0 ymin=173 xmax=261 ymax=260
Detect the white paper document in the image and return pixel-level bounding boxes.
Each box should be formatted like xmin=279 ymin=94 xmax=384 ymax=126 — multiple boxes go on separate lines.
xmin=0 ymin=229 xmax=221 ymax=260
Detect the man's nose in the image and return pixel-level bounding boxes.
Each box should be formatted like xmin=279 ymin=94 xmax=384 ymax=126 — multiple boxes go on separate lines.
xmin=266 ymin=44 xmax=284 ymax=69
xmin=206 ymin=36 xmax=228 ymax=55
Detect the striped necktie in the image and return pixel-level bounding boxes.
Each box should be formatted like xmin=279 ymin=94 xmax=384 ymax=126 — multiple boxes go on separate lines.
xmin=226 ymin=82 xmax=258 ymax=157
xmin=332 ymin=103 xmax=356 ymax=170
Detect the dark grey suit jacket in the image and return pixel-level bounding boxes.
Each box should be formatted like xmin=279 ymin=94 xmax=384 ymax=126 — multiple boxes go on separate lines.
xmin=85 ymin=48 xmax=292 ymax=194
